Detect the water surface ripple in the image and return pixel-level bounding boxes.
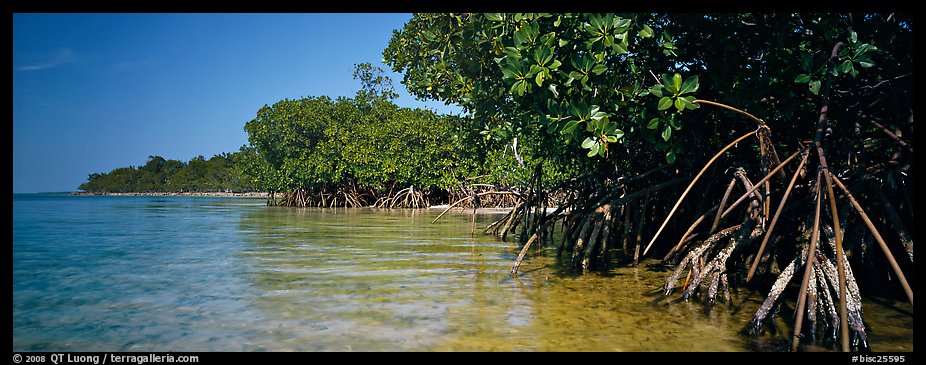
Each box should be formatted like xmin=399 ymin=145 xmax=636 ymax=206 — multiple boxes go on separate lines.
xmin=12 ymin=195 xmax=912 ymax=351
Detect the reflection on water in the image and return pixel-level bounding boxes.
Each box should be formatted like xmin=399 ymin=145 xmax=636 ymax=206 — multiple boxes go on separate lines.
xmin=12 ymin=195 xmax=913 ymax=351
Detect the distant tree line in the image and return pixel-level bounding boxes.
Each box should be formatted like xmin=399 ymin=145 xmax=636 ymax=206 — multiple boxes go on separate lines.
xmin=78 ymin=62 xmax=580 ymax=205
xmin=236 ymin=62 xmax=559 ymax=207
xmin=78 ymin=153 xmax=255 ymax=193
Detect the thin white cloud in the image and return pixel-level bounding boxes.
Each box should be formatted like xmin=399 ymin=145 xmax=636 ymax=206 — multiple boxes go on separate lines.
xmin=15 ymin=48 xmax=77 ymax=71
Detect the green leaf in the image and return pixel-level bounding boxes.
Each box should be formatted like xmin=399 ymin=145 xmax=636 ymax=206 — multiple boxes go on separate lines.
xmin=516 ymin=80 xmax=528 ymax=96
xmin=666 ymin=150 xmax=676 ymax=164
xmin=591 ymin=63 xmax=608 ymax=75
xmin=801 ymin=52 xmax=813 ymax=72
xmin=657 ymin=96 xmax=673 ymax=110
xmin=794 ymin=74 xmax=812 ymax=83
xmin=650 ymin=85 xmax=664 ymax=97
xmin=535 ymin=72 xmax=545 ymax=86
xmin=581 ymin=137 xmax=596 ymax=149
xmin=561 ymin=120 xmax=580 ymax=134
xmin=837 ymin=60 xmax=852 ymax=74
xmin=588 ymin=13 xmax=604 ymax=32
xmin=679 ymin=75 xmax=699 ymax=94
xmin=661 ymin=73 xmax=674 ymax=88
xmin=612 ymin=129 xmax=624 ymax=139
xmin=681 ymin=95 xmax=699 ymax=110
xmin=484 ymin=13 xmax=504 ymax=22
xmin=849 ymin=30 xmax=858 ymax=44
xmin=647 ymin=118 xmax=660 ymax=129
xmin=809 ymin=80 xmax=821 ymax=95
xmin=612 ymin=41 xmax=628 ymax=54
xmin=854 ymin=43 xmax=874 ymax=58
xmin=534 ymin=46 xmax=553 ymax=65
xmin=613 ymin=18 xmax=631 ymax=33
xmin=674 ymin=97 xmax=687 ymax=112
xmin=668 ymin=117 xmax=681 ymax=130
xmin=856 ymin=55 xmax=874 ymax=68
xmin=638 ymin=24 xmax=654 ymax=38
xmin=661 ymin=125 xmax=672 ymax=141
xmin=503 ymin=47 xmax=522 ymax=58
xmin=546 ymin=121 xmax=559 ymax=133
xmin=603 ymin=121 xmax=616 ymax=135
xmin=587 ymin=142 xmax=600 ymax=157
xmin=513 ymin=30 xmax=525 ymax=47
xmin=672 ymin=73 xmax=683 ymax=95
xmin=548 ymin=59 xmax=562 ymax=70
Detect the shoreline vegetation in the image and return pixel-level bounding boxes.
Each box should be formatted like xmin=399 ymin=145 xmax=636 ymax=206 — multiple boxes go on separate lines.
xmin=71 ymin=14 xmax=912 ymax=351
xmin=69 ymin=191 xmax=269 ymax=198
xmin=65 ymin=192 xmax=517 ymax=213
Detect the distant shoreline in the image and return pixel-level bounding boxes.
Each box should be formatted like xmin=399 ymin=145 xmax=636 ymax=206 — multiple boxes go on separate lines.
xmin=69 ymin=191 xmax=269 ymax=198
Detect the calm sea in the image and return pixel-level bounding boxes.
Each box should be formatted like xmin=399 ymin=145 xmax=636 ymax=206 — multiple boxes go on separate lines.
xmin=12 ymin=194 xmax=913 ymax=351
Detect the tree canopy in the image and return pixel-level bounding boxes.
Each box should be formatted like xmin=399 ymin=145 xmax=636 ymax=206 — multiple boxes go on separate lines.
xmin=78 ymin=153 xmax=253 ymax=193
xmin=238 ymin=63 xmax=499 ymax=206
xmin=384 ymin=13 xmax=912 ymax=173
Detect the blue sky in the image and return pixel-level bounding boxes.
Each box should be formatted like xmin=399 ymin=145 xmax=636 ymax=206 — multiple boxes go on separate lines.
xmin=13 ymin=14 xmax=462 ymax=193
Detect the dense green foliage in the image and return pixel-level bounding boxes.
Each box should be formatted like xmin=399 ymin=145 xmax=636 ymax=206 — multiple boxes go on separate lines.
xmin=78 ymin=153 xmax=253 ymax=193
xmin=241 ymin=95 xmax=481 ymax=193
xmin=239 ymin=63 xmax=497 ymax=205
xmin=384 ymin=13 xmax=912 ymax=176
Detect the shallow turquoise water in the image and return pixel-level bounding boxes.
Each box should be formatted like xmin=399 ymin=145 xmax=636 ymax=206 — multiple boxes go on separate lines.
xmin=12 ymin=194 xmax=912 ymax=351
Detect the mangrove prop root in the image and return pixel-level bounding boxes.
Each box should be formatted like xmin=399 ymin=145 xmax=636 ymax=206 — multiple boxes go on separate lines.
xmin=581 ymin=205 xmax=612 ymax=270
xmin=817 ymin=234 xmax=869 ymax=350
xmin=711 ymin=178 xmax=738 ymax=233
xmin=814 ymin=260 xmax=839 ymax=342
xmin=500 ymin=202 xmax=525 ymax=240
xmin=664 ymin=225 xmax=741 ymax=296
xmin=667 ymin=149 xmax=802 ymax=264
xmin=734 ymin=168 xmax=763 ymax=203
xmin=683 ymin=223 xmax=762 ymax=302
xmin=621 ymin=205 xmax=632 ymax=252
xmin=806 ymin=264 xmax=819 ymax=343
xmin=644 ymin=130 xmax=756 ymax=256
xmin=719 ymin=148 xmax=803 ymax=218
xmin=824 ymin=170 xmax=850 ymax=352
xmin=693 ymin=99 xmax=768 ymax=129
xmin=747 ymin=149 xmax=811 ymax=282
xmin=811 ymin=41 xmax=848 ymax=351
xmin=571 ymin=213 xmax=599 ymax=266
xmin=595 ymin=209 xmax=615 ymax=268
xmin=633 ymin=193 xmax=650 ymax=267
xmin=792 ymin=171 xmax=823 ymax=351
xmin=866 ymin=178 xmax=914 ymax=264
xmin=830 ymin=174 xmax=913 ymax=306
xmin=663 ymin=204 xmax=718 ymax=263
xmin=751 ymin=248 xmax=805 ymax=328
xmin=646 ymin=143 xmax=800 ymax=257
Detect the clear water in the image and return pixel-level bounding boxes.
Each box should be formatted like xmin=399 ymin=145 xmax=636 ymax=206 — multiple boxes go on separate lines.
xmin=12 ymin=194 xmax=913 ymax=351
